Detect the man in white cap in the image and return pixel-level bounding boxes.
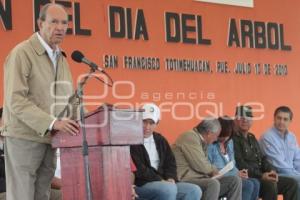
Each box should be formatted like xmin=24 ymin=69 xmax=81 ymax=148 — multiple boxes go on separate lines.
xmin=130 ymin=103 xmax=202 ymax=200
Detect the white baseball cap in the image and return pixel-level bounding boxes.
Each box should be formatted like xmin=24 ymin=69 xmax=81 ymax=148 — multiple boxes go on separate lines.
xmin=142 ymin=103 xmax=160 ymax=123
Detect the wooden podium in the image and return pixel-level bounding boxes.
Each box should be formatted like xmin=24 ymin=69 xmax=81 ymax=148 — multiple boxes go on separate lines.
xmin=52 ymin=106 xmax=143 ymax=200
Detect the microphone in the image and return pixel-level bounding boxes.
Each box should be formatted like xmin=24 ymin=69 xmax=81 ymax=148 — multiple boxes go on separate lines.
xmin=71 ymin=50 xmax=103 ymax=72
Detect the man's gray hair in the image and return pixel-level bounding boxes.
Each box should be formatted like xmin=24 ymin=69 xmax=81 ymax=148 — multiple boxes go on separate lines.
xmin=39 ymin=3 xmax=66 ymax=21
xmin=195 ymin=117 xmax=221 ymax=135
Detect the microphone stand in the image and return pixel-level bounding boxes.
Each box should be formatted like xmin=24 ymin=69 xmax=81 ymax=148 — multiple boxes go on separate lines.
xmin=56 ymin=59 xmax=113 ymax=200
xmin=77 ymin=68 xmax=95 ymax=200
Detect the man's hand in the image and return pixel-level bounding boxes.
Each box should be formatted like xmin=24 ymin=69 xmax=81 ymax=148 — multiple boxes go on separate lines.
xmin=162 ymin=179 xmax=175 ymax=184
xmin=51 ymin=177 xmax=62 ymax=190
xmin=166 ymin=178 xmax=175 ymax=183
xmin=211 ymin=169 xmax=219 ymax=177
xmin=131 ymin=185 xmax=138 ymax=200
xmin=262 ymin=171 xmax=278 ymax=182
xmin=53 ymin=118 xmax=79 ymax=136
xmin=269 ymin=170 xmax=278 ymax=182
xmin=239 ymin=169 xmax=249 ymax=179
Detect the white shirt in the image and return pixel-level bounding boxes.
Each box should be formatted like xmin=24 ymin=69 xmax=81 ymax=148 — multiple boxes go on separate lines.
xmin=36 ymin=32 xmax=60 ymax=130
xmin=144 ymin=134 xmax=160 ymax=170
xmin=37 ymin=32 xmax=60 ymax=70
xmin=223 ymin=153 xmax=230 ymax=162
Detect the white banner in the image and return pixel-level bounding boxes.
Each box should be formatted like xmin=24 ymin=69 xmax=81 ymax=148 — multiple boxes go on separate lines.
xmin=194 ymin=0 xmax=253 ymax=7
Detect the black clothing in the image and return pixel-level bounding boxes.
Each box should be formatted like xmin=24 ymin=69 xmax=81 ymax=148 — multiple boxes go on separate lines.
xmin=260 ymin=176 xmax=298 ymax=200
xmin=130 ymin=132 xmax=177 ymax=186
xmin=232 ymin=132 xmax=274 ymax=178
xmin=233 ymin=131 xmax=298 ymax=200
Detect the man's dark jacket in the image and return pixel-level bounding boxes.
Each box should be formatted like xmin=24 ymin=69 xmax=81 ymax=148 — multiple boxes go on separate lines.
xmin=232 ymin=131 xmax=275 ymax=179
xmin=130 ymin=132 xmax=178 ymax=186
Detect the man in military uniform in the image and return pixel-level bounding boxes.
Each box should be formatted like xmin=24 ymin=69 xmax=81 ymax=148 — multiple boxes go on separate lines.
xmin=232 ymin=105 xmax=298 ymax=200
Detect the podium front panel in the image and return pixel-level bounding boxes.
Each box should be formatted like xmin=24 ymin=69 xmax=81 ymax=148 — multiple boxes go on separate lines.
xmin=60 ymin=146 xmax=132 ymax=200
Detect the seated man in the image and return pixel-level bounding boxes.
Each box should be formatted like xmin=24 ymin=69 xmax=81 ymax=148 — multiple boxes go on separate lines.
xmin=208 ymin=117 xmax=260 ymax=200
xmin=172 ymin=117 xmax=242 ymax=200
xmin=130 ymin=103 xmax=202 ymax=200
xmin=259 ymin=106 xmax=300 ymax=196
xmin=233 ymin=105 xmax=298 ymax=200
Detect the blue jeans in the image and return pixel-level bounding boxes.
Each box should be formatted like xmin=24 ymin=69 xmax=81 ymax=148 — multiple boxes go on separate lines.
xmin=242 ymin=178 xmax=260 ymax=200
xmin=176 ymin=182 xmax=202 ymax=200
xmin=136 ymin=181 xmax=202 ymax=200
